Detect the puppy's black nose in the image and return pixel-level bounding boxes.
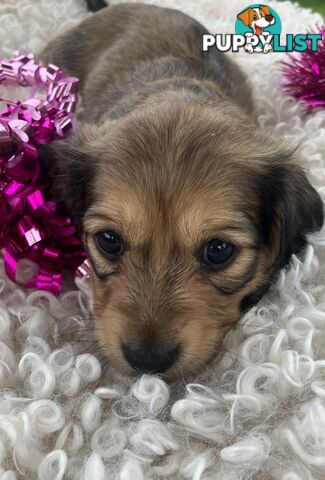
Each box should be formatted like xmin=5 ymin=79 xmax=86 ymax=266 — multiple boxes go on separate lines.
xmin=122 ymin=344 xmax=179 ymax=373
xmin=265 ymin=14 xmax=273 ymax=22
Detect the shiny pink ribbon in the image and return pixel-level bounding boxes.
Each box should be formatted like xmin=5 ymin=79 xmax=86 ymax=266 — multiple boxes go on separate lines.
xmin=282 ymin=26 xmax=325 ymax=110
xmin=0 ymin=51 xmax=90 ymax=295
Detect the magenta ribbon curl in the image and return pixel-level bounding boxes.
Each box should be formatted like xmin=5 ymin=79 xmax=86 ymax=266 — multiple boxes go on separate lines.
xmin=0 ymin=52 xmax=90 ymax=296
xmin=282 ymin=25 xmax=325 ymax=111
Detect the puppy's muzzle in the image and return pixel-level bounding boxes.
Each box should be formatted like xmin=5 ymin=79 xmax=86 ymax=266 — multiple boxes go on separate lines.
xmin=122 ymin=343 xmax=180 ymax=373
xmin=265 ymin=14 xmax=274 ymax=22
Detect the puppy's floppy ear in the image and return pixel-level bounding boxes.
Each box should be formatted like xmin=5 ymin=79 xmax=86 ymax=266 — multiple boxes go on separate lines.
xmin=258 ymin=155 xmax=324 ymax=270
xmin=237 ymin=9 xmax=251 ymax=26
xmin=38 ymin=127 xmax=97 ymax=227
xmin=259 ymin=5 xmax=271 ymax=16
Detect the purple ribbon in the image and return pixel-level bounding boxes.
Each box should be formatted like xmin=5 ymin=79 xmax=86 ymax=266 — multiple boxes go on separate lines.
xmin=282 ymin=25 xmax=325 ymax=111
xmin=0 ymin=51 xmax=88 ymax=295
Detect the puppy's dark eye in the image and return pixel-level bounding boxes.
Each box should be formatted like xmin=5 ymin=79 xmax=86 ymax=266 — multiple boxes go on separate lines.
xmin=202 ymin=239 xmax=235 ymax=266
xmin=95 ymin=230 xmax=123 ymax=258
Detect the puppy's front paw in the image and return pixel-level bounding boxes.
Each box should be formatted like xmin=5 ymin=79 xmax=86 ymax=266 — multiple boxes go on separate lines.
xmin=244 ymin=44 xmax=254 ymax=54
xmin=263 ymin=44 xmax=273 ymax=53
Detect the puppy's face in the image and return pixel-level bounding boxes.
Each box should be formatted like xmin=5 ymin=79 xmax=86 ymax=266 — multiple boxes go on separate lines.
xmin=85 ymin=171 xmax=269 ymax=379
xmin=238 ymin=6 xmax=275 ymax=33
xmin=41 ymin=102 xmax=323 ymax=379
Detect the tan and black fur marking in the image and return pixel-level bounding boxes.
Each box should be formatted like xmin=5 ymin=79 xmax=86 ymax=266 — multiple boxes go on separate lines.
xmin=39 ymin=3 xmax=324 ymax=380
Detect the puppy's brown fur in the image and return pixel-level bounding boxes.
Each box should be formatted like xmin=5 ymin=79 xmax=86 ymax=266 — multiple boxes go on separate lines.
xmin=39 ymin=3 xmax=324 ymax=379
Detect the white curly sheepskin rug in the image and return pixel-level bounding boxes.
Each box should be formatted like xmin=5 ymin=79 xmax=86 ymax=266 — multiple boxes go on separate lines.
xmin=1 ymin=0 xmax=325 ymax=479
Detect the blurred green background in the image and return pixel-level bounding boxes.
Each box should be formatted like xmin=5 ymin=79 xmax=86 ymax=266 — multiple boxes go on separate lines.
xmin=296 ymin=0 xmax=325 ymax=15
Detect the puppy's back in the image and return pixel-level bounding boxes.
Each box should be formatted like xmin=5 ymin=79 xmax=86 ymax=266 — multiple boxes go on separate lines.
xmin=41 ymin=3 xmax=253 ymax=121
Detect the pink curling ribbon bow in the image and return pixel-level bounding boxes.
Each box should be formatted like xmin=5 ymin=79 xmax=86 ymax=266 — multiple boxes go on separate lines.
xmin=0 ymin=52 xmax=89 ymax=296
xmin=282 ymin=25 xmax=325 ymax=111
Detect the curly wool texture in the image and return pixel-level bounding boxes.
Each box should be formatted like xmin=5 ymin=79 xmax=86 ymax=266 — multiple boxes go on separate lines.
xmin=1 ymin=0 xmax=325 ymax=479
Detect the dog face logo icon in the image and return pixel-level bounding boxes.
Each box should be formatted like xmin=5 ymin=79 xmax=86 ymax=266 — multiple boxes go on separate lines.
xmin=237 ymin=5 xmax=275 ymax=36
xmin=202 ymin=4 xmax=321 ymax=55
xmin=235 ymin=4 xmax=281 ymax=53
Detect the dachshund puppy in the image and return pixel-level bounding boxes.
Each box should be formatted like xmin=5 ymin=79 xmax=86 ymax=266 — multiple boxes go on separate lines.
xmin=39 ymin=2 xmax=324 ymax=379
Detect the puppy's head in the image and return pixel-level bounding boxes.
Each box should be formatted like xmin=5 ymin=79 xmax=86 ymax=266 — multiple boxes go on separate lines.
xmin=237 ymin=5 xmax=274 ymax=32
xmin=39 ymin=101 xmax=323 ymax=379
